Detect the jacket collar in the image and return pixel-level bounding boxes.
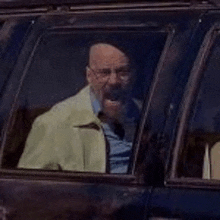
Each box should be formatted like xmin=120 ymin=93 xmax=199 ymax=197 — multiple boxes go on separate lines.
xmin=69 ymin=85 xmax=102 ymax=127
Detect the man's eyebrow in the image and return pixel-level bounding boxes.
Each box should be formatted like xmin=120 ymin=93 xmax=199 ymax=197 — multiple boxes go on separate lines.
xmin=116 ymin=65 xmax=130 ymax=70
xmin=115 ymin=65 xmax=131 ymax=71
xmin=98 ymin=68 xmax=111 ymax=72
xmin=97 ymin=65 xmax=131 ymax=72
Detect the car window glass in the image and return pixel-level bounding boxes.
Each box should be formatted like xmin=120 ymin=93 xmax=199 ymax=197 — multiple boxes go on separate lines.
xmin=177 ymin=33 xmax=220 ymax=180
xmin=0 ymin=17 xmax=168 ymax=174
xmin=0 ymin=19 xmax=32 ymax=144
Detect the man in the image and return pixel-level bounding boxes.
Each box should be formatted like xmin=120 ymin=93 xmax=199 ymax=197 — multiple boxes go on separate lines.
xmin=18 ymin=43 xmax=140 ymax=173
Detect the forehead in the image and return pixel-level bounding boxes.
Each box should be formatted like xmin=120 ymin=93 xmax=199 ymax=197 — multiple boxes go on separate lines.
xmin=89 ymin=43 xmax=129 ymax=68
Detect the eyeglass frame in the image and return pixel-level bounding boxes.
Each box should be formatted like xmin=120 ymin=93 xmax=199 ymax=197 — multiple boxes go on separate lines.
xmin=86 ymin=65 xmax=133 ymax=82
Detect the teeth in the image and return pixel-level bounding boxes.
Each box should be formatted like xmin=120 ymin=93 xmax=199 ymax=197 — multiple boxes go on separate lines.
xmin=106 ymin=99 xmax=120 ymax=103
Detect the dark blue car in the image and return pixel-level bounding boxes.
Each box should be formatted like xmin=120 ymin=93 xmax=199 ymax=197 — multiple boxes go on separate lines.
xmin=0 ymin=0 xmax=220 ymax=219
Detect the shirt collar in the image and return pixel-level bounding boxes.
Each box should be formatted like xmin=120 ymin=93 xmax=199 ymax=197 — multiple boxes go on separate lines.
xmin=90 ymin=88 xmax=102 ymax=117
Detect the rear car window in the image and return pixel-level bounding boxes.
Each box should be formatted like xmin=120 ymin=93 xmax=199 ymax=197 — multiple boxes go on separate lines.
xmin=175 ymin=28 xmax=220 ymax=181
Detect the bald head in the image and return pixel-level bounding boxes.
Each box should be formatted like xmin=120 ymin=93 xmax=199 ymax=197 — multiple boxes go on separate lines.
xmin=89 ymin=43 xmax=129 ymax=69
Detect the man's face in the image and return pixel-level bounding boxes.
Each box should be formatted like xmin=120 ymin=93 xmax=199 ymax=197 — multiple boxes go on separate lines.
xmin=86 ymin=43 xmax=133 ymax=119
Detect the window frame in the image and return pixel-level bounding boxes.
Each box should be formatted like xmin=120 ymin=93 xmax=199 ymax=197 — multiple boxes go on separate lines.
xmin=0 ymin=11 xmax=180 ymax=184
xmin=167 ymin=23 xmax=220 ymax=188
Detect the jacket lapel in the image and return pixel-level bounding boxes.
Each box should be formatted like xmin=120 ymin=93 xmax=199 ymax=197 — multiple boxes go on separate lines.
xmin=69 ymin=85 xmax=106 ymax=172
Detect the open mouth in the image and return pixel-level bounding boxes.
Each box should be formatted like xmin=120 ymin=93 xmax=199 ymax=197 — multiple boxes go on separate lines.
xmin=105 ymin=99 xmax=121 ymax=106
xmin=104 ymin=90 xmax=125 ymax=102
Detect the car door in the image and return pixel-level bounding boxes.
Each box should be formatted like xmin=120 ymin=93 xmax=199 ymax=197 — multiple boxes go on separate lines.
xmin=0 ymin=1 xmax=207 ymax=219
xmin=148 ymin=7 xmax=220 ymax=220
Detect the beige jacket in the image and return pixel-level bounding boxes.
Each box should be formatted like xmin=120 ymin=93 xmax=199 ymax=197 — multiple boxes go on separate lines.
xmin=18 ymin=86 xmax=106 ymax=172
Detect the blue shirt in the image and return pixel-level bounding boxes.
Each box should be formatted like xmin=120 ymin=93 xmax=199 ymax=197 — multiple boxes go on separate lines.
xmin=90 ymin=90 xmax=140 ymax=173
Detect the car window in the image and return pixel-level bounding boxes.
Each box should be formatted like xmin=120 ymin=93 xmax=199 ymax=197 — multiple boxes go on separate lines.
xmin=175 ymin=28 xmax=220 ymax=180
xmin=0 ymin=15 xmax=168 ymax=174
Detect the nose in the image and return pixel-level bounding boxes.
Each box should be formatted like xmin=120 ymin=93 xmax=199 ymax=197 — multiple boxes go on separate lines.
xmin=108 ymin=70 xmax=120 ymax=85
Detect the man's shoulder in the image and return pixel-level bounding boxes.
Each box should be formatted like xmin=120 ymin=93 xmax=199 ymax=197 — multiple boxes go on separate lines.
xmin=51 ymin=85 xmax=90 ymax=113
xmin=34 ymin=86 xmax=91 ymax=125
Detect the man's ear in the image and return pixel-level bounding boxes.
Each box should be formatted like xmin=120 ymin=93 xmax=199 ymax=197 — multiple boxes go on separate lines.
xmin=86 ymin=66 xmax=92 ymax=84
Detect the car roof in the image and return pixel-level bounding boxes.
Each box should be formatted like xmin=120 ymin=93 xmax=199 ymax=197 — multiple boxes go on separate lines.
xmin=0 ymin=0 xmax=215 ymax=8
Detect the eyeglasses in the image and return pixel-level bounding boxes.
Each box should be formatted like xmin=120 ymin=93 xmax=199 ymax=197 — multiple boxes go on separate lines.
xmin=87 ymin=66 xmax=132 ymax=81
